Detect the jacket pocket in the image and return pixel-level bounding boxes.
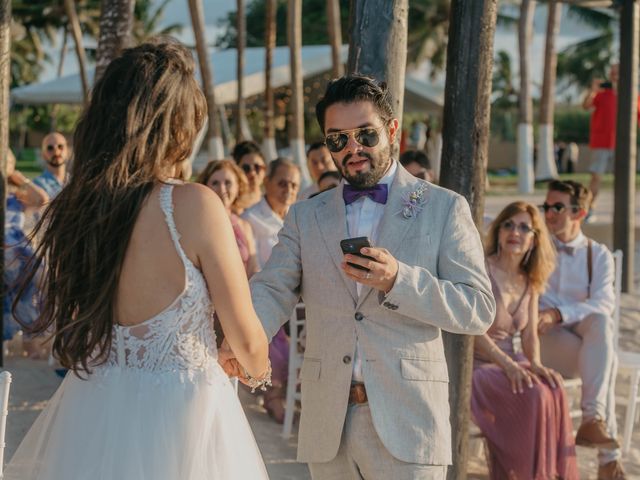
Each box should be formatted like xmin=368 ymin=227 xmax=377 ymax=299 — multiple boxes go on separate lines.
xmin=400 ymin=357 xmax=449 ymax=383
xmin=300 ymin=358 xmax=321 ymax=381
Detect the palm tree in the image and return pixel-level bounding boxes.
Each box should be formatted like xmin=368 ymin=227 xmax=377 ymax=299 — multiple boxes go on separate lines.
xmin=187 ymin=0 xmax=224 ymax=159
xmin=517 ymin=0 xmax=535 ymax=194
xmin=0 ymin=0 xmax=11 ymax=367
xmin=65 ymin=0 xmax=90 ymax=103
xmin=287 ymin=0 xmax=310 ymax=185
xmin=348 ymin=0 xmax=409 ymax=128
xmin=94 ymin=0 xmax=135 ymax=84
xmin=262 ymin=0 xmax=277 ymax=160
xmin=235 ymin=0 xmax=247 ymax=143
xmin=536 ymin=0 xmax=560 ymax=181
xmin=326 ymin=0 xmax=342 ymax=77
xmin=131 ymin=0 xmax=181 ymax=44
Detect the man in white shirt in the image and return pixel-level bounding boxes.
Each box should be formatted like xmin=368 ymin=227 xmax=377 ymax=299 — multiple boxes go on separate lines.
xmin=298 ymin=142 xmax=338 ymax=200
xmin=538 ymin=180 xmax=625 ymax=480
xmin=242 ymin=158 xmax=301 ymax=270
xmin=244 ymin=75 xmax=494 ymax=479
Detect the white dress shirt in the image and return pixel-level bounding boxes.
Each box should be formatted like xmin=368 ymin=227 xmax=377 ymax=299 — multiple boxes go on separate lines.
xmin=539 ymin=231 xmax=615 ymax=325
xmin=241 ymin=197 xmax=284 ymax=270
xmin=345 ymin=161 xmax=398 ymax=381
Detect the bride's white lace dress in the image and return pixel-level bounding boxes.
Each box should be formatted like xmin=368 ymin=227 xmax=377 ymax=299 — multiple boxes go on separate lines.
xmin=4 ymin=184 xmax=269 ymax=479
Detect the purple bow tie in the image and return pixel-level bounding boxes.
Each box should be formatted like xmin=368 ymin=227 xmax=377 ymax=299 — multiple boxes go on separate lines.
xmin=343 ymin=184 xmax=388 ymax=205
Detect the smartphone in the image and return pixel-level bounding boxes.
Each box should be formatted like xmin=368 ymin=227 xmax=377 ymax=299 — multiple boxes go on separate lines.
xmin=340 ymin=237 xmax=373 ymax=271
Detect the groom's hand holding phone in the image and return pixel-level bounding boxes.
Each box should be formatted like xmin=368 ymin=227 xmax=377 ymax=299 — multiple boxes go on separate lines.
xmin=340 ymin=237 xmax=399 ymax=294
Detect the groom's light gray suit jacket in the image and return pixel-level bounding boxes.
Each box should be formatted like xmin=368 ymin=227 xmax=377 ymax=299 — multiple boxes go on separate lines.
xmin=250 ymin=165 xmax=495 ymax=465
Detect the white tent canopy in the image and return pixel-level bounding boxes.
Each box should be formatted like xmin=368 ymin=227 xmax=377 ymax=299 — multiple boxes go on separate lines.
xmin=11 ymin=45 xmax=443 ymax=113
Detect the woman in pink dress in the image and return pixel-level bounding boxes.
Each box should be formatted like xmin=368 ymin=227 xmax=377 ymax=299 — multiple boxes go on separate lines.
xmin=472 ymin=201 xmax=579 ymax=480
xmin=198 ymin=160 xmax=258 ymax=277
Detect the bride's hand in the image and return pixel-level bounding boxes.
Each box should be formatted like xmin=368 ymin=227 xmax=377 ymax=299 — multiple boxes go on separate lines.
xmin=218 ymin=340 xmax=247 ymax=381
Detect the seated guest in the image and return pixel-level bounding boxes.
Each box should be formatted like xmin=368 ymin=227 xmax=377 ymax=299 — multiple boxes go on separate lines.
xmin=298 ymin=142 xmax=337 ymax=200
xmin=538 ymin=180 xmax=625 ymax=480
xmin=197 ymin=160 xmax=258 ymax=278
xmin=472 ymin=201 xmax=578 ymax=480
xmin=232 ymin=140 xmax=267 ymax=210
xmin=316 ymin=170 xmax=341 ymax=193
xmin=399 ymin=149 xmax=434 ymax=182
xmin=4 ymin=149 xmax=48 ymax=350
xmin=242 ymin=157 xmax=300 ymax=423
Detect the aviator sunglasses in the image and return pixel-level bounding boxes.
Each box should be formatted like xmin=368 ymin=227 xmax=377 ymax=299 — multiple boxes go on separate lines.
xmin=240 ymin=163 xmax=265 ymax=175
xmin=324 ymin=125 xmax=385 ymax=153
xmin=500 ymin=219 xmax=536 ymax=235
xmin=538 ymin=202 xmax=578 ymax=214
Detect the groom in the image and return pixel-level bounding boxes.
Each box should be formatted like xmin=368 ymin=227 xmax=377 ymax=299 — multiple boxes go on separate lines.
xmin=247 ymin=75 xmax=495 ymax=479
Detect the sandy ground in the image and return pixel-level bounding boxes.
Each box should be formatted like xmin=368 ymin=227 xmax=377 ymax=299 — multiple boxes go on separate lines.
xmin=2 ymin=189 xmax=639 ymax=479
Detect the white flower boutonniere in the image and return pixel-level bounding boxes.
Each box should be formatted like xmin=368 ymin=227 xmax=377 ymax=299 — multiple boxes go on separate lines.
xmin=399 ymin=183 xmax=428 ymax=219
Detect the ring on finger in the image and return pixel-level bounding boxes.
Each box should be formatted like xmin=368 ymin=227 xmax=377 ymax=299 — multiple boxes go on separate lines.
xmin=365 ymin=272 xmax=372 ymax=280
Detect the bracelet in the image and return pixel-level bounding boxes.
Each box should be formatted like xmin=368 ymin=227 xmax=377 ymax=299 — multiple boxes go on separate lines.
xmin=20 ymin=178 xmax=31 ymax=188
xmin=243 ymin=360 xmax=273 ymax=393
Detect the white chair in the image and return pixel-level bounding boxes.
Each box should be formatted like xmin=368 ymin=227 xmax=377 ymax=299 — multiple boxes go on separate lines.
xmin=0 ymin=371 xmax=12 ymax=479
xmin=610 ymin=250 xmax=640 ymax=455
xmin=282 ymin=303 xmax=305 ymax=439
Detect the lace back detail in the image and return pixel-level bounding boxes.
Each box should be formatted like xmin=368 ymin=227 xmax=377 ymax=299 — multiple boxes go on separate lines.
xmin=99 ymin=183 xmax=218 ymax=381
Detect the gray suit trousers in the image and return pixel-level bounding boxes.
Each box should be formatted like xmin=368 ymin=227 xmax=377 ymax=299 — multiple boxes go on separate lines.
xmin=308 ymin=404 xmax=448 ymax=480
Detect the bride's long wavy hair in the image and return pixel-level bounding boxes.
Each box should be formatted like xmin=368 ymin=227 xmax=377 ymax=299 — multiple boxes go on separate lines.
xmin=17 ymin=38 xmax=207 ymax=373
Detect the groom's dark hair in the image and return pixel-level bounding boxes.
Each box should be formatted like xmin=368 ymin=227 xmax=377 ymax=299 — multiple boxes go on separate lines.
xmin=315 ymin=75 xmax=394 ymax=133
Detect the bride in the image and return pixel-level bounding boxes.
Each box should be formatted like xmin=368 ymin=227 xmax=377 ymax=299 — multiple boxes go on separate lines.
xmin=5 ymin=38 xmax=271 ymax=479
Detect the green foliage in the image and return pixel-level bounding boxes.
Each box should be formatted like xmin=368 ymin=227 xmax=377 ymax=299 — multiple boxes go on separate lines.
xmin=553 ymin=108 xmax=591 ymax=144
xmin=10 ymin=104 xmax=82 ymax=134
xmin=133 ymin=0 xmax=183 ymax=43
xmin=216 ymin=0 xmax=349 ymax=48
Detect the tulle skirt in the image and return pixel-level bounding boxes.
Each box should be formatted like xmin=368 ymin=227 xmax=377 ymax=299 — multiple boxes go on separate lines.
xmin=5 ymin=361 xmax=269 ymax=479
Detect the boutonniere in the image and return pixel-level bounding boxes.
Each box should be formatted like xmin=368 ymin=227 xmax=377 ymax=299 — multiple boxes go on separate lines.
xmin=399 ymin=183 xmax=428 ymax=219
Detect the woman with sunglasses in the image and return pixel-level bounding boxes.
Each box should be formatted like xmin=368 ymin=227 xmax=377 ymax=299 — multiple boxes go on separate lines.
xmin=232 ymin=140 xmax=267 ymax=210
xmin=472 ymin=201 xmax=578 ymax=480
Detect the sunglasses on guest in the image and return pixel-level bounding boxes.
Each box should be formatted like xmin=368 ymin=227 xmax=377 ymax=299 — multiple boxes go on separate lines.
xmin=46 ymin=144 xmax=65 ymax=152
xmin=324 ymin=125 xmax=385 ymax=153
xmin=500 ymin=220 xmax=536 ymax=235
xmin=241 ymin=163 xmax=265 ymax=175
xmin=538 ymin=202 xmax=578 ymax=214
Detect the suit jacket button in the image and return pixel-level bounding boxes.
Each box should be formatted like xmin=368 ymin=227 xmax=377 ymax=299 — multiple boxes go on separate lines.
xmin=343 ymin=355 xmax=352 ymax=364
xmin=383 ymin=302 xmax=391 ymax=308
xmin=392 ymin=305 xmax=398 ymax=310
xmin=354 ymin=312 xmax=364 ymax=321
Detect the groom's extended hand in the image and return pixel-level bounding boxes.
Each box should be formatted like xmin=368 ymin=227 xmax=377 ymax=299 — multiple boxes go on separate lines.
xmin=218 ymin=340 xmax=250 ymax=385
xmin=342 ymin=247 xmax=398 ymax=294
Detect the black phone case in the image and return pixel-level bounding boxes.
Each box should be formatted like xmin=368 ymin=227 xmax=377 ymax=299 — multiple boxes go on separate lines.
xmin=340 ymin=237 xmax=373 ymax=271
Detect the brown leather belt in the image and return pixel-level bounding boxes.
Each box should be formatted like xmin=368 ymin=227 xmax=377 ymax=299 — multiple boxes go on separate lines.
xmin=349 ymin=383 xmax=368 ymax=404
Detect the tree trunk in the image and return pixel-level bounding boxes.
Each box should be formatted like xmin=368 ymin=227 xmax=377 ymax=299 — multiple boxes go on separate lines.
xmin=95 ymin=0 xmax=135 ymax=84
xmin=347 ymin=0 xmax=408 ymax=130
xmin=517 ymin=0 xmax=535 ymax=194
xmin=0 ymin=0 xmax=10 ymax=368
xmin=439 ymin=1 xmax=497 ymax=478
xmin=51 ymin=26 xmax=69 ymax=130
xmin=536 ymin=0 xmax=560 ymax=181
xmin=65 ymin=0 xmax=90 ymax=104
xmin=187 ymin=0 xmax=224 ymax=159
xmin=262 ymin=0 xmax=277 ymax=160
xmin=614 ymin=0 xmax=638 ymax=293
xmin=327 ymin=0 xmax=343 ymax=78
xmin=236 ymin=0 xmax=247 ymax=142
xmin=287 ymin=0 xmax=311 ymax=185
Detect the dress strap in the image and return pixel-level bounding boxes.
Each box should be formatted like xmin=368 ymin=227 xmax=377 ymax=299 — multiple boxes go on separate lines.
xmin=159 ymin=183 xmax=190 ymax=267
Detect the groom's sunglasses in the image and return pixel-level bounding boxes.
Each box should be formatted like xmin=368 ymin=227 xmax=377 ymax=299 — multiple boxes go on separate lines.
xmin=324 ymin=126 xmax=385 ymax=153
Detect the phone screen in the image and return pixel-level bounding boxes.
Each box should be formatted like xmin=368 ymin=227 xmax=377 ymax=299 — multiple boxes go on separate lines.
xmin=340 ymin=237 xmax=373 ymax=271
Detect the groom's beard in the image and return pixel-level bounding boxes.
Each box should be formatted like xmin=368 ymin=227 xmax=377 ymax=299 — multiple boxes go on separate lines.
xmin=339 ymin=146 xmax=391 ymax=188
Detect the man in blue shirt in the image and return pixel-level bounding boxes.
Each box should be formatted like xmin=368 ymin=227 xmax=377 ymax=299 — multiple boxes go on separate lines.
xmin=34 ymin=132 xmax=69 ymax=198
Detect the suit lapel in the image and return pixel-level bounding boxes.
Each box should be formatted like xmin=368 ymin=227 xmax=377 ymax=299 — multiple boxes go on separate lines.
xmin=315 ymin=185 xmax=358 ymax=304
xmin=356 ymin=166 xmax=427 ymax=308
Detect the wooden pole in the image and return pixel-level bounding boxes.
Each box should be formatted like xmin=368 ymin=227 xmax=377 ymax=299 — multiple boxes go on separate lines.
xmin=263 ymin=0 xmax=277 ymax=160
xmin=613 ymin=0 xmax=638 ymax=293
xmin=187 ymin=0 xmax=225 ymax=159
xmin=439 ymin=1 xmax=498 ymax=478
xmin=287 ymin=0 xmax=311 ymax=185
xmin=327 ymin=0 xmax=343 ymax=78
xmin=236 ymin=0 xmax=246 ymax=142
xmin=65 ymin=0 xmax=90 ymax=104
xmin=0 ymin=0 xmax=10 ymax=368
xmin=95 ymin=0 xmax=135 ymax=84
